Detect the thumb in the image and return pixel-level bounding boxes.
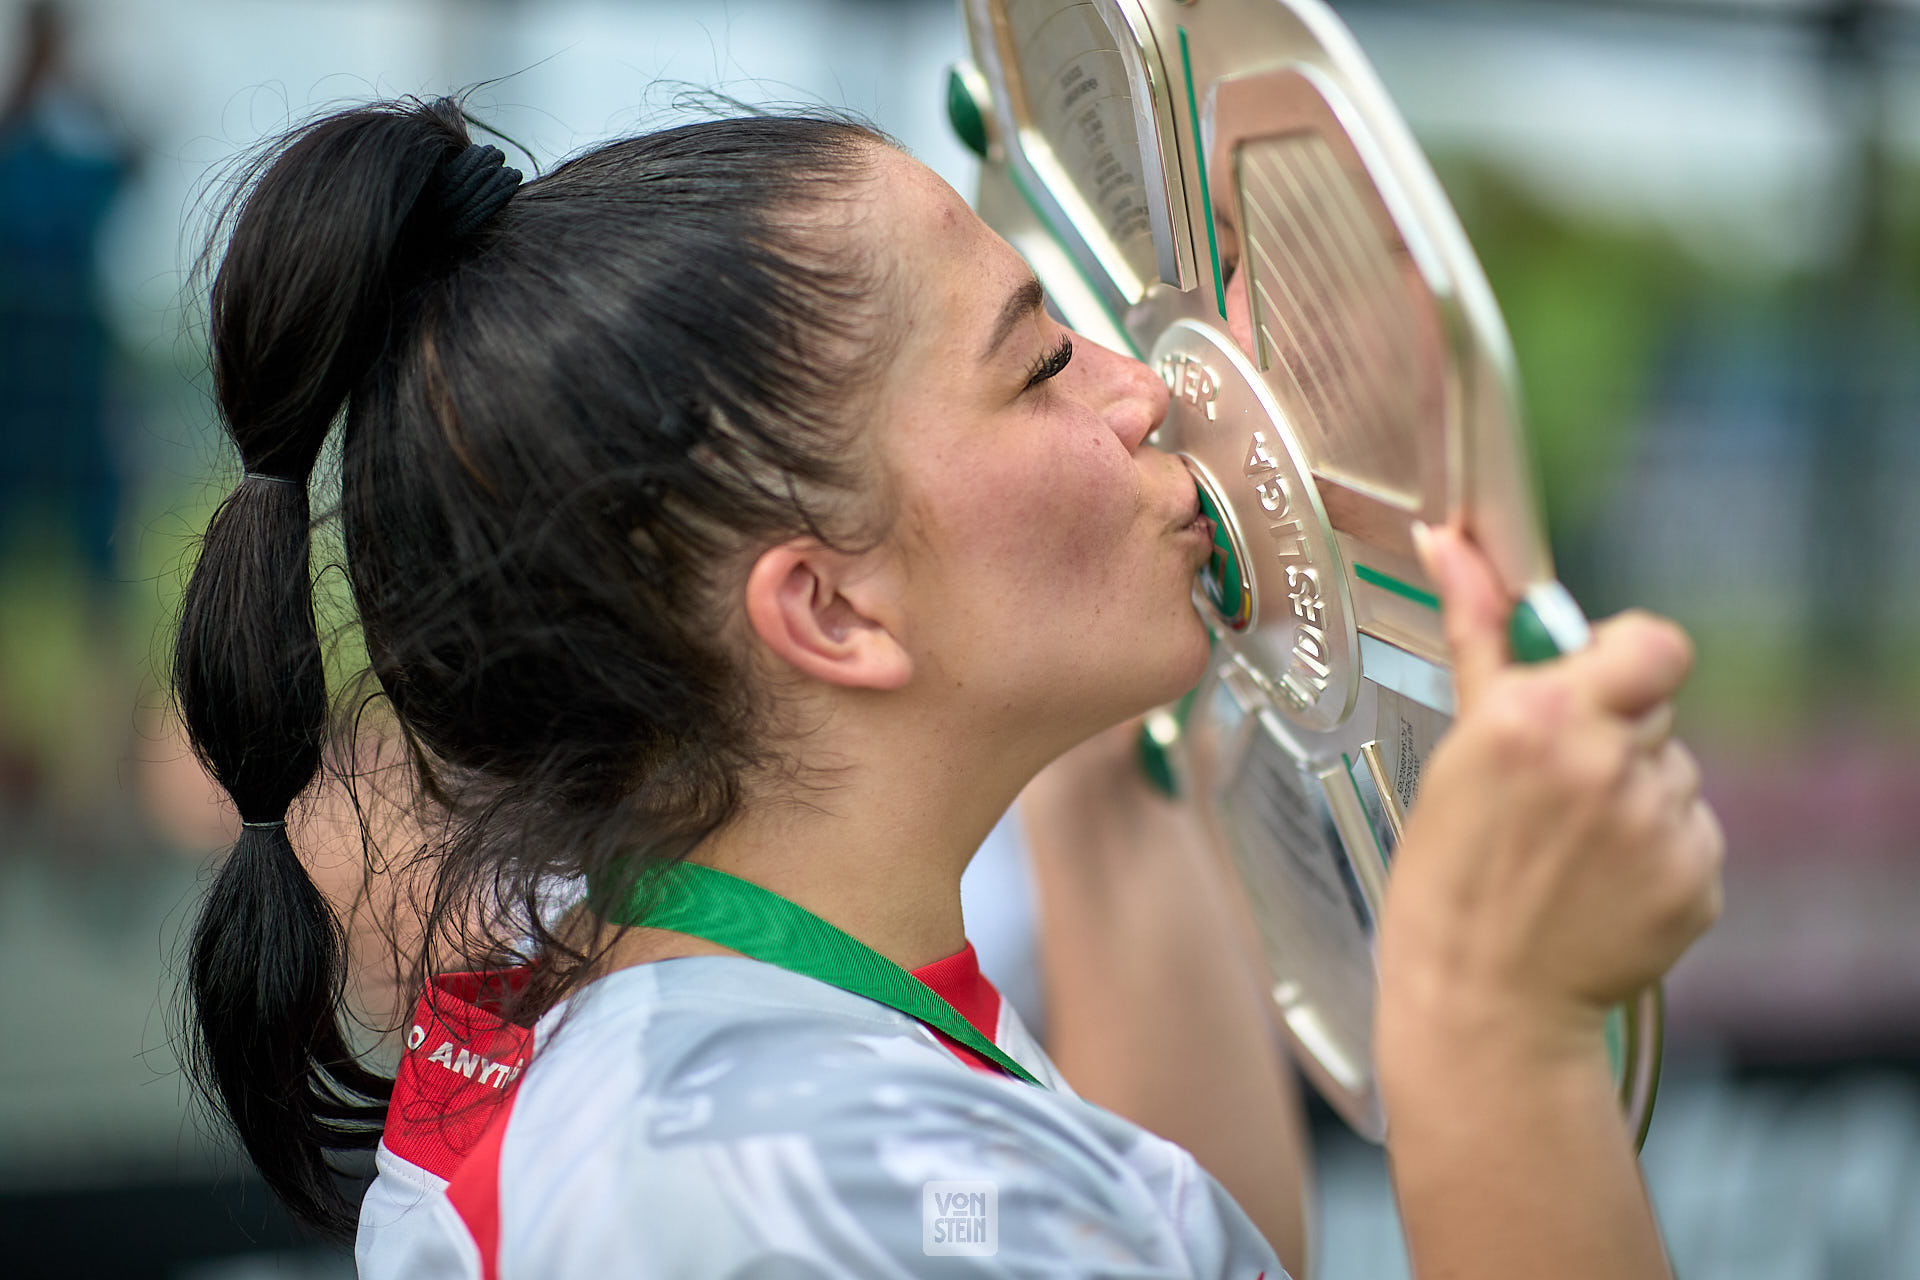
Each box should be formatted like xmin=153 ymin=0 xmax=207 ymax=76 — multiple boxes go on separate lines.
xmin=1413 ymin=522 xmax=1511 ymax=712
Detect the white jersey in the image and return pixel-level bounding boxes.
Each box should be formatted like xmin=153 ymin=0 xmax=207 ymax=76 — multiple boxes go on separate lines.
xmin=356 ymin=945 xmax=1286 ymax=1279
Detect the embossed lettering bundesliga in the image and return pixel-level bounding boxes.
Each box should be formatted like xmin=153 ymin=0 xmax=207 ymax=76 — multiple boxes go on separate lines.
xmin=1157 ymin=349 xmax=1336 ymax=713
xmin=955 ymin=0 xmax=1664 ymax=1145
xmin=1242 ymin=431 xmax=1334 ymax=714
xmin=1150 ymin=318 xmax=1359 ymax=738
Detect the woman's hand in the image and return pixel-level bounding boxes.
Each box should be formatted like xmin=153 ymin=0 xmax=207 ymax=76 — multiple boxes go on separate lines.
xmin=1376 ymin=524 xmax=1724 ymax=1280
xmin=1378 ymin=526 xmax=1723 ymax=1057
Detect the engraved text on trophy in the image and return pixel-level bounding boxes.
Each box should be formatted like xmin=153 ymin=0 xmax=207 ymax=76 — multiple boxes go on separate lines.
xmin=1245 ymin=429 xmax=1333 ymax=713
xmin=1160 ymin=352 xmax=1218 ymax=420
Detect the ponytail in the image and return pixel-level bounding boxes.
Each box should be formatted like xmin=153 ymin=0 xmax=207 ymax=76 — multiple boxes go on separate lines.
xmin=174 ymin=98 xmax=496 ymax=1237
xmin=175 ymin=93 xmax=893 ymax=1239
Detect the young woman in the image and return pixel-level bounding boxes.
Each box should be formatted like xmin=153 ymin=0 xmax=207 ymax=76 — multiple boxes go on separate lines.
xmin=175 ymin=97 xmax=1721 ymax=1279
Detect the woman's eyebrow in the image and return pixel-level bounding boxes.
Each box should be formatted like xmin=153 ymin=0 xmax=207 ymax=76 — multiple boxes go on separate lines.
xmin=980 ymin=276 xmax=1045 ymax=363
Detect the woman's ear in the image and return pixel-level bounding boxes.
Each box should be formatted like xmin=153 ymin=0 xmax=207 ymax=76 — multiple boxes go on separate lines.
xmin=743 ymin=541 xmax=912 ymax=690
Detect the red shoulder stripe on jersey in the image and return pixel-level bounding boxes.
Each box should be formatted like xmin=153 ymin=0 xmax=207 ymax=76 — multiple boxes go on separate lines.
xmin=444 ymin=1088 xmax=518 ymax=1280
xmin=385 ymin=969 xmax=535 ymax=1280
xmin=384 ymin=969 xmax=535 ymax=1183
xmin=911 ymin=942 xmax=1008 ymax=1077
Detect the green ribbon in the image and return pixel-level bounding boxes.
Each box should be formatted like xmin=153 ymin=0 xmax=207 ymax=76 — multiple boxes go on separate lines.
xmin=604 ymin=861 xmax=1042 ymax=1088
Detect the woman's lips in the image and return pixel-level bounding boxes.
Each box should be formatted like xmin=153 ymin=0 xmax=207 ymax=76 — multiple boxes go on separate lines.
xmin=1178 ymin=507 xmax=1216 ymax=563
xmin=1168 ymin=472 xmax=1204 ymax=530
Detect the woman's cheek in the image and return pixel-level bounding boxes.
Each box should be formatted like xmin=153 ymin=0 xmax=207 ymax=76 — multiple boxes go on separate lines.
xmin=917 ymin=413 xmax=1139 ymax=590
xmin=1045 ymin=455 xmax=1139 ymax=582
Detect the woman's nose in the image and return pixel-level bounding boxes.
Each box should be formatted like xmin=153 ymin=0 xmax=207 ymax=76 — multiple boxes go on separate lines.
xmin=1095 ymin=342 xmax=1169 ymax=452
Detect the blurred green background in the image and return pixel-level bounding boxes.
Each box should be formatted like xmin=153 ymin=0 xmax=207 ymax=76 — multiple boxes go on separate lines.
xmin=1 ymin=0 xmax=1917 ymax=1275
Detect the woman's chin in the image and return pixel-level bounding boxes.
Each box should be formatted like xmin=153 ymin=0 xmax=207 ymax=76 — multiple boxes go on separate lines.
xmin=1014 ymin=606 xmax=1214 ymax=754
xmin=1164 ymin=607 xmax=1215 ymax=691
xmin=1121 ymin=609 xmax=1215 ymax=718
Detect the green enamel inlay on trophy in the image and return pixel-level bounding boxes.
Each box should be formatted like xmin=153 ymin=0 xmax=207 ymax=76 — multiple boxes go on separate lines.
xmin=1193 ymin=476 xmax=1250 ymax=629
xmin=954 ymin=0 xmax=1661 ymax=1150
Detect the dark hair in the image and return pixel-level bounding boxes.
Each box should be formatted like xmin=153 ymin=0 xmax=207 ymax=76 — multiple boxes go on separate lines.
xmin=173 ymin=95 xmax=892 ymax=1237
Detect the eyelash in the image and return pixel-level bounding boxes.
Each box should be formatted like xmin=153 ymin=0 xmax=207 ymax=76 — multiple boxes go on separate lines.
xmin=1024 ymin=337 xmax=1074 ymax=390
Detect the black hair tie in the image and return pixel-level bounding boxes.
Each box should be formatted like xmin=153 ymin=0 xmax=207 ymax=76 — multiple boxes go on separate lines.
xmin=439 ymin=142 xmax=522 ymax=239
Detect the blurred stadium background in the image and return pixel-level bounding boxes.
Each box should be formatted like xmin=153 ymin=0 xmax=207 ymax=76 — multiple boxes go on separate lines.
xmin=0 ymin=0 xmax=1916 ymax=1275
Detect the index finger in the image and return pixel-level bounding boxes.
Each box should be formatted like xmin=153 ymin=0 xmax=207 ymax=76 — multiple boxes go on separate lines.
xmin=1413 ymin=522 xmax=1511 ymax=713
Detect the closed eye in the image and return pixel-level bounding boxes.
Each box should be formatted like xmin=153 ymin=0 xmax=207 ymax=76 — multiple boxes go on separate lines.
xmin=1024 ymin=337 xmax=1074 ymax=390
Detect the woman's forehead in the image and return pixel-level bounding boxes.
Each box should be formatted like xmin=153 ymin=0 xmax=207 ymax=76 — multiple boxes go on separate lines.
xmin=868 ymin=147 xmax=974 ymax=236
xmin=865 ymin=149 xmax=1029 ymax=342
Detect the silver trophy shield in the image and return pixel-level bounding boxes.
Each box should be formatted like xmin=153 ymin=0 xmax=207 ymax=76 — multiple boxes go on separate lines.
xmin=949 ymin=0 xmax=1661 ymax=1145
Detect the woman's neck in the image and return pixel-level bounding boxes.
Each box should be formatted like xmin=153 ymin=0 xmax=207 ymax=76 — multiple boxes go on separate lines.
xmin=600 ymin=711 xmax=1040 ymax=974
xmin=693 ymin=817 xmax=971 ymax=971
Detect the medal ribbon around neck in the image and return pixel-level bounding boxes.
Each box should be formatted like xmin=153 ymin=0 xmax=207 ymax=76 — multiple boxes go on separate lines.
xmin=603 ymin=862 xmax=1043 ymax=1087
